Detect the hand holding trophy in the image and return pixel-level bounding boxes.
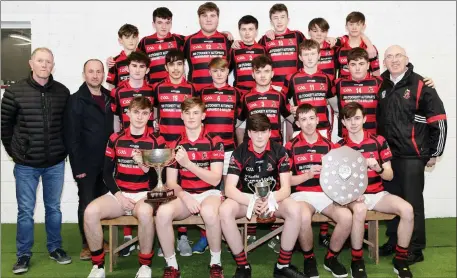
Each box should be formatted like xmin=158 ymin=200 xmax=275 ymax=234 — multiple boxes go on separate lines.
xmin=246 ymin=179 xmax=278 ymax=223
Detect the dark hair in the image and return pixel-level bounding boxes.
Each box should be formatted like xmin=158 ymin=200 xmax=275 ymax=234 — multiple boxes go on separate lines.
xmin=181 ymin=97 xmax=206 ymax=112
xmin=269 ymin=3 xmax=288 ymax=19
xmin=251 ymin=55 xmax=273 ymax=70
xmin=165 ymin=49 xmax=185 ymax=64
xmin=118 ymin=24 xmax=139 ymax=38
xmin=127 ymin=51 xmax=150 ymax=67
xmin=128 ymin=96 xmax=152 ymax=111
xmin=299 ymin=40 xmax=320 ymax=54
xmin=346 ymin=11 xmax=365 ymax=24
xmin=308 ymin=17 xmax=330 ymax=32
xmin=341 ymin=102 xmax=366 ymax=119
xmin=83 ymin=59 xmax=104 ymax=72
xmin=238 ymin=15 xmax=259 ymax=30
xmin=295 ymin=103 xmax=317 ymax=121
xmin=153 ymin=7 xmax=173 ymax=22
xmin=247 ymin=114 xmax=271 ymax=131
xmin=198 ymin=2 xmax=219 ymax=16
xmin=347 ymin=47 xmax=369 ymax=63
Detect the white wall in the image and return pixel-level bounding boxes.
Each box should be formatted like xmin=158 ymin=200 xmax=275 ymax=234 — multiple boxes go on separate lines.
xmin=1 ymin=1 xmax=455 ymax=223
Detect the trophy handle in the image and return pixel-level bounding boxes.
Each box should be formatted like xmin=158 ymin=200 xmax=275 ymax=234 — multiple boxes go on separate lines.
xmin=268 ymin=179 xmax=277 ymax=192
xmin=247 ymin=181 xmax=256 ymax=194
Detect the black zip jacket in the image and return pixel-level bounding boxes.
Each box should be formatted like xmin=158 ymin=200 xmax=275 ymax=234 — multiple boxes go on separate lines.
xmin=377 ymin=63 xmax=447 ymax=158
xmin=1 ymin=73 xmax=69 ymax=167
xmin=64 ymin=82 xmax=113 ymax=177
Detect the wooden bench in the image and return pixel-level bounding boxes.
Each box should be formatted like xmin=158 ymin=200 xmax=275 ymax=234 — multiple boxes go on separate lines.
xmin=101 ymin=211 xmax=394 ymax=272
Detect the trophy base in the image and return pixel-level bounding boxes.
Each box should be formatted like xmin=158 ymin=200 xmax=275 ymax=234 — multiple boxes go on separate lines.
xmin=256 ymin=215 xmax=276 ymax=224
xmin=145 ymin=189 xmax=177 ymax=216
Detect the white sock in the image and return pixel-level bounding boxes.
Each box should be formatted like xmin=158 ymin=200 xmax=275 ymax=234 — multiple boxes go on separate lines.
xmin=124 ymin=235 xmax=132 ymax=240
xmin=276 ymin=263 xmax=288 ymax=269
xmin=165 ymin=253 xmax=178 ymax=269
xmin=210 ymin=250 xmax=221 ymax=266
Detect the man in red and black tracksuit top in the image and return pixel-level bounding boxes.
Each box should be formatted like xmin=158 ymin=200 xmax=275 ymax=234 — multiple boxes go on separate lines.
xmin=137 ymin=7 xmax=185 ymax=85
xmin=377 ymin=45 xmax=448 ymax=263
xmin=338 ymin=101 xmax=415 ymax=278
xmin=83 ymin=96 xmax=166 ymax=278
xmin=155 ymin=96 xmax=226 ymax=278
xmin=332 ymin=48 xmax=382 ymax=139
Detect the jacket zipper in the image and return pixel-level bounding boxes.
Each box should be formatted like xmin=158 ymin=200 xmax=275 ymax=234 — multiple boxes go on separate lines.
xmin=42 ymin=92 xmax=50 ymax=161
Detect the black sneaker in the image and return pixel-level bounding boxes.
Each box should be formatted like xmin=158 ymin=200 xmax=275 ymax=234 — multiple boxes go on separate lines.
xmin=319 ymin=234 xmax=331 ymax=248
xmin=49 ymin=248 xmax=72 ymax=264
xmin=323 ymin=256 xmax=348 ymax=278
xmin=273 ymin=263 xmax=308 ymax=278
xmin=379 ymin=242 xmax=395 ymax=256
xmin=303 ymin=256 xmax=319 ymax=278
xmin=233 ymin=264 xmax=251 ymax=278
xmin=119 ymin=237 xmax=135 ymax=257
xmin=406 ymin=251 xmax=424 ymax=265
xmin=393 ymin=258 xmax=413 ymax=278
xmin=350 ymin=260 xmax=367 ymax=278
xmin=12 ymin=256 xmax=30 ymax=274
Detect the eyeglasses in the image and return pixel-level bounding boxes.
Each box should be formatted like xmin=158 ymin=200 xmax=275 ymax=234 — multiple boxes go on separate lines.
xmin=385 ymin=53 xmax=407 ymax=61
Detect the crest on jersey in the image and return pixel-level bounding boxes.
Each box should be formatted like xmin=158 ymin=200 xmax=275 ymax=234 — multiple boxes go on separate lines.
xmin=320 ymin=83 xmax=325 ymax=90
xmin=326 ymin=50 xmax=331 ymax=56
xmin=230 ymin=156 xmax=236 ymax=164
xmin=202 ymin=152 xmax=207 ymax=159
xmin=403 ymin=89 xmax=411 ymax=99
xmin=271 ymin=101 xmax=277 ymax=108
xmin=288 ymin=39 xmax=293 ymax=45
xmin=267 ymin=163 xmax=274 ymax=172
xmin=168 ymin=42 xmax=174 ymax=48
xmin=217 ymin=43 xmax=223 ymax=49
xmin=381 ymin=90 xmax=386 ymax=99
xmin=227 ymin=95 xmax=232 ymax=101
xmin=368 ymin=86 xmax=374 ymax=93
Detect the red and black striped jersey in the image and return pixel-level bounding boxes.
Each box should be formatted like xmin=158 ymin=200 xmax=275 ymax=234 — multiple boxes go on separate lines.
xmin=183 ymin=30 xmax=232 ymax=91
xmin=283 ymin=69 xmax=334 ymax=132
xmin=137 ymin=33 xmax=185 ymax=85
xmin=332 ymin=75 xmax=383 ymax=137
xmin=169 ymin=128 xmax=224 ymax=193
xmin=258 ymin=29 xmax=306 ymax=89
xmin=229 ymin=42 xmax=266 ymax=95
xmin=285 ymin=132 xmax=335 ymax=193
xmin=106 ymin=51 xmax=130 ymax=87
xmin=105 ymin=128 xmax=167 ymax=192
xmin=239 ymin=86 xmax=291 ymax=143
xmin=201 ymin=84 xmax=241 ymax=152
xmin=227 ymin=140 xmax=290 ymax=193
xmin=152 ymin=77 xmax=198 ymax=144
xmin=110 ymin=80 xmax=155 ymax=130
xmin=335 ymin=40 xmax=380 ymax=79
xmin=318 ymin=41 xmax=337 ymax=81
xmin=338 ymin=131 xmax=392 ymax=193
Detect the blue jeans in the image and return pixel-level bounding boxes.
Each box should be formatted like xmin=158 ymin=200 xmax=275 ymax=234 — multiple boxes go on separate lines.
xmin=14 ymin=161 xmax=65 ymax=258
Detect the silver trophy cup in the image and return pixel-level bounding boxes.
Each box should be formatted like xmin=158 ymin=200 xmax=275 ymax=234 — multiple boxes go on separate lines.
xmin=248 ymin=179 xmax=277 ymax=222
xmin=320 ymin=146 xmax=368 ymax=205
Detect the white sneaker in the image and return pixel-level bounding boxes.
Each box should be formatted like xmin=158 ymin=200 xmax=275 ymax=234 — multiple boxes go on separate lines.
xmin=135 ymin=265 xmax=151 ymax=278
xmin=87 ymin=265 xmax=105 ymax=278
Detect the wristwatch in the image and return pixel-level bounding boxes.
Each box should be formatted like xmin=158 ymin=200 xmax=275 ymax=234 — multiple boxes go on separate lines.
xmin=376 ymin=166 xmax=384 ymax=175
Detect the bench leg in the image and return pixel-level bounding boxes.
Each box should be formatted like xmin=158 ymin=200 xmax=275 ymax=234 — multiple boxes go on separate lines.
xmin=108 ymin=225 xmax=119 ymax=272
xmin=368 ymin=220 xmax=379 ymax=264
xmin=243 ymin=223 xmax=248 ymax=258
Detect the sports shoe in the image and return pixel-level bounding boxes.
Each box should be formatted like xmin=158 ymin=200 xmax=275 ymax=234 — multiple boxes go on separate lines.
xmin=135 ymin=265 xmax=151 ymax=278
xmin=319 ymin=234 xmax=331 ymax=248
xmin=177 ymin=235 xmax=192 ymax=256
xmin=80 ymin=247 xmax=91 ymax=261
xmin=393 ymin=258 xmax=413 ymax=278
xmin=12 ymin=255 xmax=30 ymax=274
xmin=119 ymin=236 xmax=135 ymax=257
xmin=379 ymin=242 xmax=395 ymax=256
xmin=323 ymin=256 xmax=348 ymax=278
xmin=49 ymin=248 xmax=72 ymax=264
xmin=268 ymin=236 xmax=281 ymax=254
xmin=273 ymin=263 xmax=308 ymax=278
xmin=209 ymin=264 xmax=224 ymax=278
xmin=350 ymin=260 xmax=367 ymax=278
xmin=192 ymin=236 xmax=208 ymax=254
xmin=303 ymin=256 xmax=319 ymax=278
xmin=247 ymin=235 xmax=257 ymax=245
xmin=87 ymin=265 xmax=105 ymax=278
xmin=157 ymin=247 xmax=164 ymax=257
xmin=233 ymin=264 xmax=252 ymax=278
xmin=406 ymin=251 xmax=424 ymax=265
xmin=163 ymin=266 xmax=181 ymax=278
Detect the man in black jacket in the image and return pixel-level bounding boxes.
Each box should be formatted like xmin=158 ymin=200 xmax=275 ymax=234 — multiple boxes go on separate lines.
xmin=64 ymin=59 xmax=114 ymax=261
xmin=1 ymin=47 xmax=72 ymax=274
xmin=377 ymin=45 xmax=448 ymax=265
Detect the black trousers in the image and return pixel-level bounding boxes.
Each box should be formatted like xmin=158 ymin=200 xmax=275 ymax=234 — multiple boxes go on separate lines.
xmin=383 ymin=157 xmax=427 ymax=253
xmin=76 ymin=170 xmax=108 ymax=246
